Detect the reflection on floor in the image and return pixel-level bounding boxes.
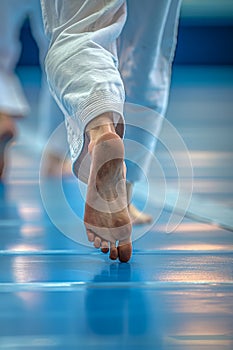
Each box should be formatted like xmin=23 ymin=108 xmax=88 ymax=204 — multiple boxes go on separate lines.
xmin=0 ymin=66 xmax=232 ymax=349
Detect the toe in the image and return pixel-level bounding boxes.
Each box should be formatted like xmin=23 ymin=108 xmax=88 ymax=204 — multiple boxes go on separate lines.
xmin=101 ymin=240 xmax=109 ymax=254
xmin=110 ymin=242 xmax=118 ymax=260
xmin=118 ymin=241 xmax=132 ymax=263
xmin=94 ymin=236 xmax=101 ymax=248
xmin=87 ymin=230 xmax=95 ymax=242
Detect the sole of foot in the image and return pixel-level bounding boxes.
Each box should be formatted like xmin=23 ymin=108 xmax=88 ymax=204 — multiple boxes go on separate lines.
xmin=84 ymin=132 xmax=132 ymax=263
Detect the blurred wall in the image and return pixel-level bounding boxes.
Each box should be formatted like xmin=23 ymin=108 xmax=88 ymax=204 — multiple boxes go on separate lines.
xmin=17 ymin=0 xmax=233 ymax=66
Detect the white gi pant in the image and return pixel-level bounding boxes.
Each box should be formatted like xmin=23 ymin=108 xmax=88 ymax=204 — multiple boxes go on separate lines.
xmin=0 ymin=0 xmax=66 ymax=156
xmin=41 ymin=0 xmax=181 ymax=183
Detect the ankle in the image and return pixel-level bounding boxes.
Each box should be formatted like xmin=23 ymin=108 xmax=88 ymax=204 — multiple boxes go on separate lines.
xmin=86 ymin=112 xmax=116 ymax=143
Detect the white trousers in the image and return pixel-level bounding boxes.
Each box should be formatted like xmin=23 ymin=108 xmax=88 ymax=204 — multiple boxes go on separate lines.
xmin=0 ymin=0 xmax=66 ymax=155
xmin=41 ymin=0 xmax=181 ymax=182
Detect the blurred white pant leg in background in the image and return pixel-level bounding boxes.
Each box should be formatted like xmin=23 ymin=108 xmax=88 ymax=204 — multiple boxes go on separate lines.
xmin=0 ymin=0 xmax=68 ymax=176
xmin=118 ymin=0 xmax=182 ymax=183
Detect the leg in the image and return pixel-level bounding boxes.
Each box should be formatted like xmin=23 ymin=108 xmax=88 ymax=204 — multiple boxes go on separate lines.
xmin=126 ymin=182 xmax=152 ymax=225
xmin=0 ymin=0 xmax=30 ymax=179
xmin=0 ymin=0 xmax=29 ymax=118
xmin=29 ymin=0 xmax=70 ymax=176
xmin=41 ymin=0 xmax=132 ymax=260
xmin=38 ymin=76 xmax=71 ymax=177
xmin=118 ymin=0 xmax=182 ymax=222
xmin=41 ymin=0 xmax=127 ymax=181
xmin=119 ymin=0 xmax=181 ymax=112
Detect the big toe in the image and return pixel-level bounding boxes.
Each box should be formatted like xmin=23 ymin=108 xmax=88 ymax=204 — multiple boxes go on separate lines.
xmin=118 ymin=242 xmax=132 ymax=263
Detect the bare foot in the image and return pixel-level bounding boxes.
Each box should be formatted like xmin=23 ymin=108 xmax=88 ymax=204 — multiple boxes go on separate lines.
xmin=84 ymin=116 xmax=132 ymax=262
xmin=0 ymin=113 xmax=16 ymax=180
xmin=126 ymin=182 xmax=152 ymax=225
xmin=42 ymin=152 xmax=71 ymax=177
xmin=128 ymin=203 xmax=152 ymax=225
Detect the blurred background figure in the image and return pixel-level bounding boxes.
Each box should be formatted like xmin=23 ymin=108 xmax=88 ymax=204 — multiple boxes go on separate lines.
xmin=0 ymin=0 xmax=69 ymax=181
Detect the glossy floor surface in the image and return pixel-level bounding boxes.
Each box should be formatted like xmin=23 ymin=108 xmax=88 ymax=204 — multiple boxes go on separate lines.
xmin=0 ymin=66 xmax=233 ymax=349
